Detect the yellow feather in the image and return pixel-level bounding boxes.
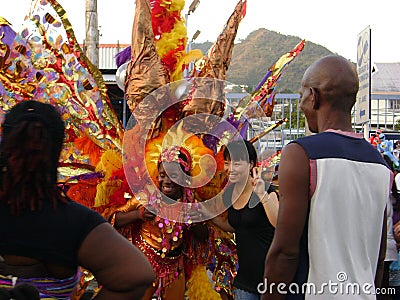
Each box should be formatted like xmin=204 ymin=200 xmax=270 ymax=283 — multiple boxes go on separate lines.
xmin=95 ymin=150 xmax=123 ymax=179
xmin=186 ymin=265 xmax=222 ymax=300
xmin=94 ymin=179 xmax=121 ymax=207
xmin=171 ymin=49 xmax=203 ymax=81
xmin=170 ymin=0 xmax=185 ymax=11
xmin=156 ymin=21 xmax=187 ymax=57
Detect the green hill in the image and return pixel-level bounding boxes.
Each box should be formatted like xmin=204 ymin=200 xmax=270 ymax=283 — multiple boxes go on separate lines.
xmin=192 ymin=28 xmax=336 ymax=93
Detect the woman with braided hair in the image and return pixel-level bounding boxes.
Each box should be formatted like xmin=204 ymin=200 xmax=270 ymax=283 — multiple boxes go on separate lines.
xmin=0 ymin=100 xmax=155 ymax=299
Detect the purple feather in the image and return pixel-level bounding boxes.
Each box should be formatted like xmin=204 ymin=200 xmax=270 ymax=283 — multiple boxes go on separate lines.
xmin=202 ymin=134 xmax=219 ymax=153
xmin=239 ymin=120 xmax=249 ymax=138
xmin=255 ymin=69 xmax=272 ymax=91
xmin=0 ymin=22 xmax=16 ymax=49
xmin=69 ymin=172 xmax=103 ymax=181
xmin=115 ymin=46 xmax=132 ymax=67
xmin=203 ymin=114 xmax=249 ymax=152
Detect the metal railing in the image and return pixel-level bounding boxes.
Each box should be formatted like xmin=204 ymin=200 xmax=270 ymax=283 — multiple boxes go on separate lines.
xmin=226 ymin=93 xmax=304 ymax=152
xmin=226 ymin=92 xmax=400 ymax=152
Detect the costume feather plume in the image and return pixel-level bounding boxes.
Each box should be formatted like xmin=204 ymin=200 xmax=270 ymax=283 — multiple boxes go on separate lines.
xmin=186 ymin=265 xmax=222 ymax=300
xmin=181 ymin=0 xmax=247 ymax=134
xmin=0 ymin=0 xmax=124 ymax=179
xmin=0 ymin=0 xmax=128 ymax=212
xmin=234 ymin=39 xmax=306 ymax=119
xmin=125 ymin=0 xmax=169 ymax=128
xmin=192 ymin=0 xmax=246 ymax=80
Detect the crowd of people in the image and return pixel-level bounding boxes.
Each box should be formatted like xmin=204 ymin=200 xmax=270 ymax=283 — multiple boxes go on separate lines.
xmin=0 ymin=1 xmax=397 ymax=300
xmin=0 ymin=53 xmax=397 ymax=300
xmin=0 ymin=100 xmax=280 ymax=299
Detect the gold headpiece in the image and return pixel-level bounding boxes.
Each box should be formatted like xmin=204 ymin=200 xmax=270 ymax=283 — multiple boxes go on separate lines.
xmin=158 ymin=145 xmax=192 ymax=172
xmin=145 ymin=124 xmax=215 ymax=187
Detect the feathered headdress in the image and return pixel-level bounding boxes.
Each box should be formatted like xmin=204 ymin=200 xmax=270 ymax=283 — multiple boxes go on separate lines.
xmin=145 ymin=124 xmax=215 ymax=188
xmin=124 ymin=0 xmax=203 ymax=138
xmin=0 ymin=0 xmax=124 ymax=181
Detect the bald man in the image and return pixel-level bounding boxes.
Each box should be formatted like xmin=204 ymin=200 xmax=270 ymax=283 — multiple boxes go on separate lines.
xmin=262 ymin=55 xmax=390 ymax=299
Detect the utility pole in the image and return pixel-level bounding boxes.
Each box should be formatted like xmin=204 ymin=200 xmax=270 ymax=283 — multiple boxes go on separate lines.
xmin=184 ymin=0 xmax=200 ymax=77
xmin=85 ymin=0 xmax=99 ymax=67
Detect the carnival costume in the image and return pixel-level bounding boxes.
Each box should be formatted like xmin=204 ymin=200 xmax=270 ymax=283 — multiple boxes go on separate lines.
xmin=0 ymin=273 xmax=79 ymax=299
xmin=377 ymin=133 xmax=399 ymax=167
xmin=0 ymin=0 xmax=305 ymax=298
xmin=106 ymin=129 xmax=217 ymax=297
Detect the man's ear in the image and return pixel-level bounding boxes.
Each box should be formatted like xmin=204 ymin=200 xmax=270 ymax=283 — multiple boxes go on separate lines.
xmin=310 ymin=87 xmax=320 ymax=109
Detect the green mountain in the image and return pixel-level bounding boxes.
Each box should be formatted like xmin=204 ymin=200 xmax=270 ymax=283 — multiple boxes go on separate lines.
xmin=191 ymin=28 xmax=336 ymax=93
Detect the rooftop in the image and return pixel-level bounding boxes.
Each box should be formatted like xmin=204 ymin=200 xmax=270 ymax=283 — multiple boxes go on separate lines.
xmin=372 ymin=63 xmax=400 ymax=94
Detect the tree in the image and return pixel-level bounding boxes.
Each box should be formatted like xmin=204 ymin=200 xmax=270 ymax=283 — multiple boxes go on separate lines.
xmin=395 ymin=119 xmax=400 ymax=131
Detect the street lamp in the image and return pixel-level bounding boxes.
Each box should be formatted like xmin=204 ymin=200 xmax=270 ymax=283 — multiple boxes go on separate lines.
xmin=188 ymin=0 xmax=200 ymax=15
xmin=185 ymin=0 xmax=200 ymax=27
xmin=191 ymin=29 xmax=201 ymax=42
xmin=185 ymin=30 xmax=201 ymax=75
xmin=184 ymin=0 xmax=201 ymax=77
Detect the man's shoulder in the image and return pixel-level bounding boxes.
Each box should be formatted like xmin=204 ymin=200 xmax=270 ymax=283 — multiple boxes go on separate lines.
xmin=290 ymin=132 xmax=329 ymax=150
xmin=291 ymin=132 xmax=388 ymax=166
xmin=293 ymin=132 xmax=334 ymax=142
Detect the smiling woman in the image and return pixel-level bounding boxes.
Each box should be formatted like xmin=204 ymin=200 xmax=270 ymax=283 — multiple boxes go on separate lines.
xmin=158 ymin=160 xmax=188 ymax=200
xmin=106 ymin=129 xmax=216 ymax=300
xmin=209 ymin=139 xmax=279 ymax=300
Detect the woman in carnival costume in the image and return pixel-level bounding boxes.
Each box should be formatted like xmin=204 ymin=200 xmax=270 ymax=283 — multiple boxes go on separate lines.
xmin=107 ymin=128 xmax=216 ymax=299
xmin=112 ymin=0 xmax=248 ymax=298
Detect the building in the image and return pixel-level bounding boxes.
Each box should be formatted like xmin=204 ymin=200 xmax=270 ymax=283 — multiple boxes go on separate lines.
xmin=369 ymin=62 xmax=400 ymax=131
xmin=98 ymin=44 xmax=130 ymax=126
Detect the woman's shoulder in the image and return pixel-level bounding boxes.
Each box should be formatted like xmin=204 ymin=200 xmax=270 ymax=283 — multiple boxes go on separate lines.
xmin=57 ymin=200 xmax=106 ymax=224
xmin=222 ymin=184 xmax=234 ymax=207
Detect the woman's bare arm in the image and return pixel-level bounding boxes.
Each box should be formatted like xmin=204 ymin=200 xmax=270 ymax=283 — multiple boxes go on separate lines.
xmin=261 ymin=191 xmax=279 ymax=227
xmin=210 ymin=214 xmax=235 ymax=233
xmin=78 ymin=223 xmax=155 ymax=299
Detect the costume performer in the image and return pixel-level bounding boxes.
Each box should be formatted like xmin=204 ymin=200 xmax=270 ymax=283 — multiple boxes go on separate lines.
xmin=106 ymin=129 xmax=216 ymax=299
xmin=377 ymin=133 xmax=399 ymax=167
xmin=110 ymin=0 xmax=247 ymax=298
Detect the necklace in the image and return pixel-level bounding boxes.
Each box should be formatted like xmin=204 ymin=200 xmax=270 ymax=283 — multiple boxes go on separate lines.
xmin=154 ymin=216 xmax=183 ymax=258
xmin=148 ymin=191 xmax=197 ymax=258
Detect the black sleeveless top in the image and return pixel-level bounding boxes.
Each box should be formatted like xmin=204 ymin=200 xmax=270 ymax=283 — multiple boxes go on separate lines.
xmin=0 ymin=200 xmax=106 ymax=269
xmin=223 ymin=184 xmax=275 ymax=294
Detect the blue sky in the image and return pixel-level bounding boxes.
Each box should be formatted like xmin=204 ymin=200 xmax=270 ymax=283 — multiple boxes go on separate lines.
xmin=2 ymin=0 xmax=400 ymax=64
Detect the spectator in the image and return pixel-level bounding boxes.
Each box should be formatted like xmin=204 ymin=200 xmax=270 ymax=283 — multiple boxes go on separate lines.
xmin=263 ymin=55 xmax=390 ymax=299
xmin=0 ymin=100 xmax=155 ymax=299
xmin=210 ymin=139 xmax=279 ymax=299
